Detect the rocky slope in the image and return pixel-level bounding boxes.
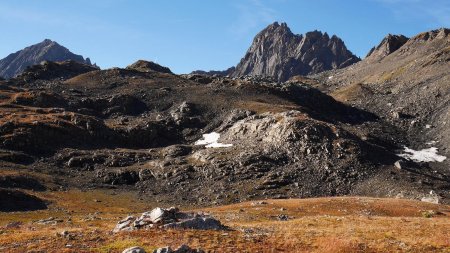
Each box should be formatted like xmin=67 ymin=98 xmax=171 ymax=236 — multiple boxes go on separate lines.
xmin=0 ymin=39 xmax=93 ymax=79
xmin=0 ymin=59 xmax=447 ymax=211
xmin=315 ymin=28 xmax=449 ymax=191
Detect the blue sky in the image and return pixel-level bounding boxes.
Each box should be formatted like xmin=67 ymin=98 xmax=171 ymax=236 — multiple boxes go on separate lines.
xmin=0 ymin=0 xmax=449 ymax=73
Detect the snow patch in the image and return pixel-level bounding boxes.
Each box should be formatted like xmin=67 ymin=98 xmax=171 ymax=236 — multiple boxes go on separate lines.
xmin=195 ymin=132 xmax=233 ymax=148
xmin=398 ymin=147 xmax=447 ymax=163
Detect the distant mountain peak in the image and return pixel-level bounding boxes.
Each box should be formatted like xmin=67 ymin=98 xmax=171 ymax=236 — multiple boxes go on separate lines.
xmin=231 ymin=22 xmax=360 ymax=82
xmin=0 ymin=39 xmax=93 ymax=79
xmin=126 ymin=60 xmax=172 ymax=74
xmin=366 ymin=34 xmax=409 ymax=60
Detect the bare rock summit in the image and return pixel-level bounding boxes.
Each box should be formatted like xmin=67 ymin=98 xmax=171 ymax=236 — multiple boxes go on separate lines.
xmin=231 ymin=22 xmax=360 ymax=82
xmin=0 ymin=39 xmax=93 ymax=79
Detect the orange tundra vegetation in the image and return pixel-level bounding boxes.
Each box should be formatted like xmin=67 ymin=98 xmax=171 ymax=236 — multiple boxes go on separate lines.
xmin=0 ymin=190 xmax=449 ymax=252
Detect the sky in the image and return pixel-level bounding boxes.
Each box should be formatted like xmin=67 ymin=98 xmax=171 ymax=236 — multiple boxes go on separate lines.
xmin=0 ymin=0 xmax=449 ymax=74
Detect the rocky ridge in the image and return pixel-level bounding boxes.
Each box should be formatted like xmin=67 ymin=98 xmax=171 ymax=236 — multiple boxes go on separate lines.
xmin=192 ymin=22 xmax=360 ymax=82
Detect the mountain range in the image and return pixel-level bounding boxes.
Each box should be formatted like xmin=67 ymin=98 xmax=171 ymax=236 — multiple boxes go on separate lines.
xmin=0 ymin=22 xmax=449 ymax=252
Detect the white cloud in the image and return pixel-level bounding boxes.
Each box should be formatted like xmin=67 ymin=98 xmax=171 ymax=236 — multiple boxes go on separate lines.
xmin=0 ymin=2 xmax=144 ymax=37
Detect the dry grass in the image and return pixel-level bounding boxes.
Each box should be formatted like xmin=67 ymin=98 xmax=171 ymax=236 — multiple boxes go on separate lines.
xmin=0 ymin=192 xmax=449 ymax=253
xmin=235 ymin=100 xmax=301 ymax=114
xmin=331 ymin=83 xmax=374 ymax=102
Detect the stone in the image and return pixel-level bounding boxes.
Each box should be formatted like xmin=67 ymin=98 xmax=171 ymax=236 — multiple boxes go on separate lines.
xmin=138 ymin=168 xmax=154 ymax=181
xmin=113 ymin=216 xmax=135 ymax=232
xmin=36 ymin=217 xmax=63 ymax=225
xmin=394 ymin=160 xmax=403 ymax=170
xmin=102 ymin=170 xmax=139 ymax=185
xmin=162 ymin=216 xmax=224 ymax=230
xmin=152 ymin=245 xmax=204 ymax=253
xmin=421 ymin=191 xmax=440 ymax=204
xmin=277 ymin=214 xmax=289 ymax=221
xmin=113 ymin=207 xmax=224 ymax=232
xmin=153 ymin=247 xmax=173 ymax=253
xmin=251 ymin=201 xmax=268 ymax=206
xmin=4 ymin=221 xmax=23 ymax=229
xmin=149 ymin=207 xmax=173 ymax=223
xmin=122 ymin=246 xmax=146 ymax=253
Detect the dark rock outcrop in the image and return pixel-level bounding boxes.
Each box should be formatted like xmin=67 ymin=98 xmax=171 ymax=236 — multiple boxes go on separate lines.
xmin=126 ymin=60 xmax=172 ymax=74
xmin=0 ymin=189 xmax=47 ymax=212
xmin=231 ymin=22 xmax=360 ymax=82
xmin=0 ymin=39 xmax=93 ymax=79
xmin=14 ymin=60 xmax=99 ymax=82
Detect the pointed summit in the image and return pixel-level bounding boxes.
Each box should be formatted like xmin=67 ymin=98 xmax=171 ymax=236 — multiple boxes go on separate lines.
xmin=254 ymin=22 xmax=295 ymax=41
xmin=231 ymin=22 xmax=359 ymax=82
xmin=0 ymin=39 xmax=93 ymax=79
xmin=366 ymin=34 xmax=409 ymax=60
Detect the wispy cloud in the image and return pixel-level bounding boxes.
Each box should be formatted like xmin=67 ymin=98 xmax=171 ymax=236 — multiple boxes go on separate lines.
xmin=374 ymin=0 xmax=450 ymax=27
xmin=0 ymin=2 xmax=145 ymax=38
xmin=229 ymin=0 xmax=278 ymax=38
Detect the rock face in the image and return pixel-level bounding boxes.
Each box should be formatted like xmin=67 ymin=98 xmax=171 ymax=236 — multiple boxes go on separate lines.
xmin=366 ymin=34 xmax=409 ymax=60
xmin=0 ymin=39 xmax=93 ymax=79
xmin=231 ymin=22 xmax=360 ymax=82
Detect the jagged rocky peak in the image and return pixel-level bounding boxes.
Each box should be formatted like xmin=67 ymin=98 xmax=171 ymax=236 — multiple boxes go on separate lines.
xmin=0 ymin=39 xmax=93 ymax=79
xmin=126 ymin=60 xmax=172 ymax=74
xmin=231 ymin=22 xmax=360 ymax=82
xmin=257 ymin=21 xmax=294 ymax=37
xmin=411 ymin=28 xmax=450 ymax=42
xmin=366 ymin=34 xmax=409 ymax=60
